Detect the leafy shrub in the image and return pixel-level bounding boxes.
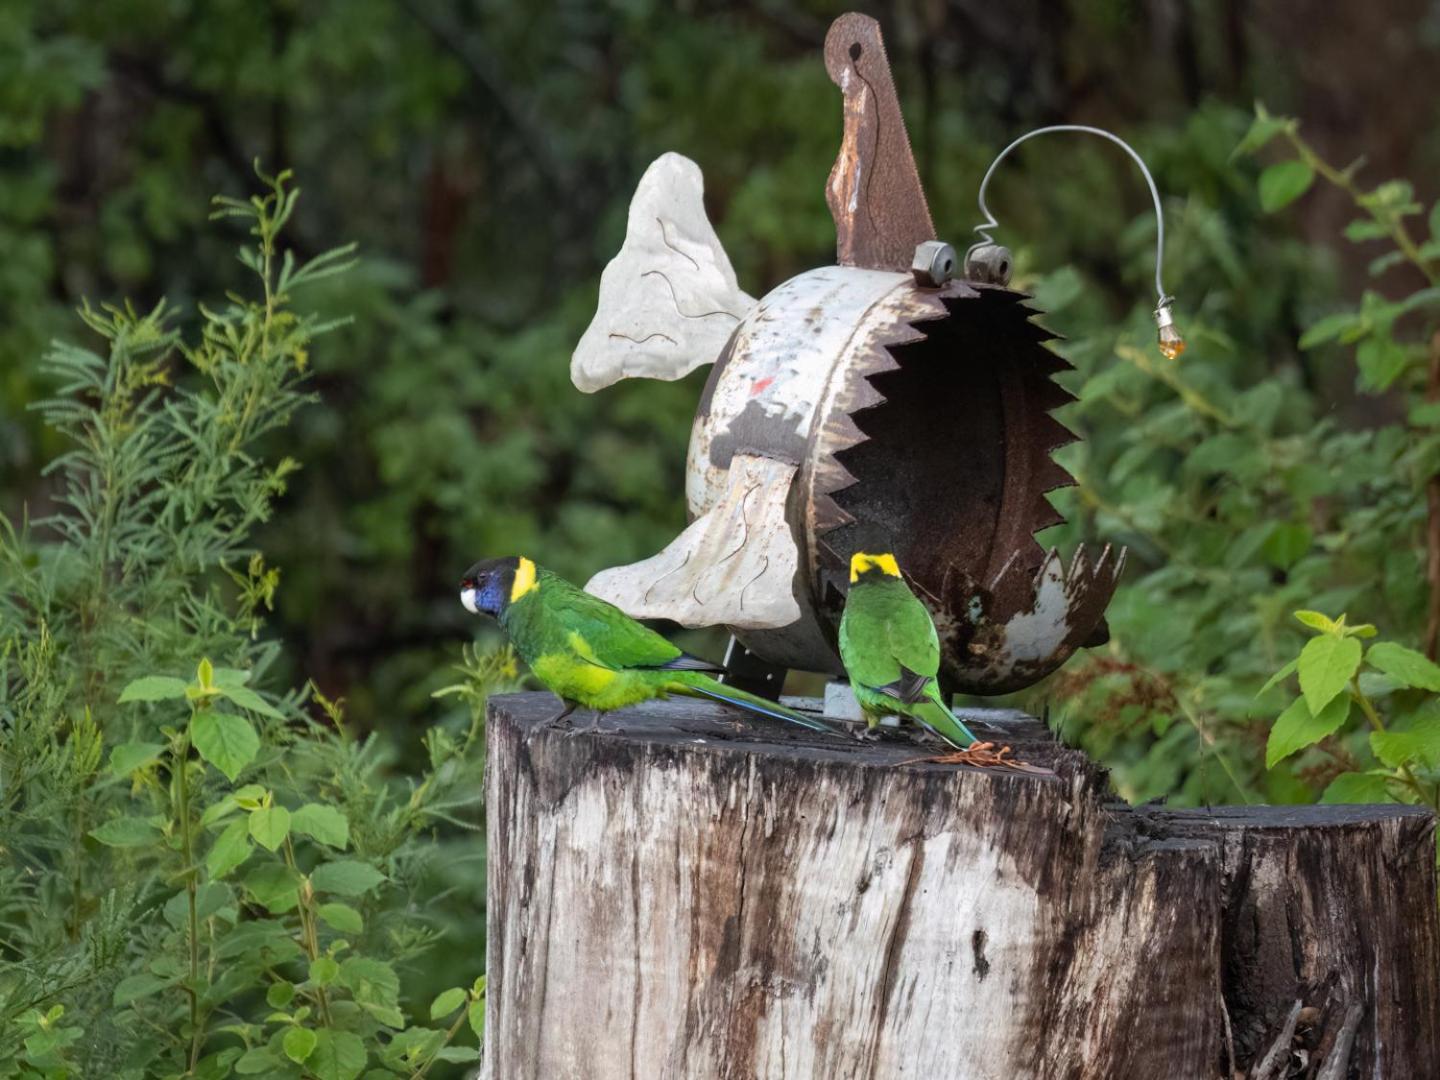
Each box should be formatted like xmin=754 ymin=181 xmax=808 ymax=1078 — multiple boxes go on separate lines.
xmin=1030 ymin=105 xmax=1440 ymax=809
xmin=1263 ymin=611 xmax=1440 ymax=809
xmin=0 ymin=170 xmax=514 ymax=1079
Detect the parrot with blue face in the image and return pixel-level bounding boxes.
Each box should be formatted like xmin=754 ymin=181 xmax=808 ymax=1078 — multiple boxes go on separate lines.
xmin=459 ymin=556 xmax=839 ymax=735
xmin=838 ymin=551 xmax=977 ymax=748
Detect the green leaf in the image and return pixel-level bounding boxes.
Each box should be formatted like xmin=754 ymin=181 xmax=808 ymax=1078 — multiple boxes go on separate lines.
xmin=1355 ymin=336 xmax=1409 ymax=392
xmin=89 ymin=816 xmax=161 ymax=847
xmin=218 ymin=682 xmax=285 ymax=719
xmin=212 ymin=666 xmax=253 ymax=686
xmin=1294 ymin=610 xmax=1338 ymax=633
xmin=191 ymin=709 xmax=259 ymax=782
xmin=1321 ymin=771 xmax=1395 ymax=804
xmin=113 ymin=972 xmax=175 ymax=1007
xmin=1263 ymin=522 xmax=1311 ymax=570
xmin=1366 ymin=642 xmax=1440 ymax=691
xmin=341 ymin=956 xmax=405 ymax=1028
xmin=1298 ymin=635 xmax=1362 ymax=715
xmin=308 ymin=1029 xmax=367 ymax=1080
xmin=235 ymin=1047 xmax=282 ymax=1075
xmin=267 ymin=981 xmax=296 ymax=1008
xmin=340 ymin=957 xmax=401 ymax=1005
xmin=244 ymin=864 xmax=300 ymax=914
xmin=119 ymin=675 xmax=189 ymax=703
xmin=1233 ymin=108 xmax=1291 ymax=157
xmin=468 ymin=998 xmax=484 ymax=1040
xmin=1430 ymin=200 xmax=1440 ymax=242
xmin=164 ymin=882 xmax=232 ymax=928
xmin=216 ymin=919 xmax=302 ymax=963
xmin=431 ymin=988 xmax=467 ymax=1020
xmin=198 ymin=657 xmax=215 ymax=689
xmin=1259 ymin=160 xmax=1314 ymax=212
xmin=1344 ymin=218 xmax=1391 ymax=242
xmin=283 ymin=1027 xmax=318 ymax=1065
xmin=310 ymin=956 xmax=340 ymax=986
xmin=1257 ymin=657 xmax=1299 ymax=698
xmin=109 ymin=741 xmax=165 ymax=775
xmin=1266 ymin=694 xmax=1352 ymax=768
xmin=317 ymin=902 xmax=364 ymax=934
xmin=1371 ymin=713 xmax=1440 ymax=769
xmin=207 ymin=818 xmax=253 ymax=879
xmin=1298 ymin=311 xmax=1361 ymax=349
xmin=292 ymin=804 xmax=350 ymax=849
xmin=311 ymin=860 xmax=386 ymax=897
xmin=249 ymin=804 xmax=291 ymax=852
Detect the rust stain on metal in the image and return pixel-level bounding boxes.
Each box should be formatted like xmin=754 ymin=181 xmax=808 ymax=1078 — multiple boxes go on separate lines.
xmin=823 ymin=13 xmax=935 ymax=272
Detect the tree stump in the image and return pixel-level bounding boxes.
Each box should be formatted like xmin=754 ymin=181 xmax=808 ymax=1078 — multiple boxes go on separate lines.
xmin=482 ymin=693 xmax=1440 ymax=1079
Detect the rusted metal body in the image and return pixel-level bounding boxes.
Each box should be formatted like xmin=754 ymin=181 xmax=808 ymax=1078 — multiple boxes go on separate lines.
xmin=576 ymin=12 xmax=1124 ymax=694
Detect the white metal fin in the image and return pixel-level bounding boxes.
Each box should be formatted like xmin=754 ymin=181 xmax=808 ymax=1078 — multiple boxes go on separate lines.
xmin=586 ymin=453 xmax=801 ymax=630
xmin=571 ymin=153 xmax=756 ymax=393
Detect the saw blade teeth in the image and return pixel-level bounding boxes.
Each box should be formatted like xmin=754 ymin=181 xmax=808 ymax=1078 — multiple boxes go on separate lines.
xmin=1028 ymin=499 xmax=1067 ymax=536
xmin=1095 ymin=543 xmax=1128 ymax=586
xmin=1028 ymin=374 xmax=1077 ymax=414
xmin=811 ymin=493 xmax=857 ymax=534
xmin=815 ymin=459 xmax=860 ymax=497
xmin=847 ymin=378 xmax=888 ymax=413
xmin=1034 ymin=412 xmax=1080 ymax=452
xmin=1035 ymin=456 xmax=1076 ymax=497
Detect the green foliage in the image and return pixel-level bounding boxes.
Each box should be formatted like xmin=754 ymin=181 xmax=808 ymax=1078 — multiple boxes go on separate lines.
xmin=0 ymin=173 xmax=514 ymax=1077
xmin=1261 ymin=611 xmax=1440 ymax=810
xmin=1036 ymin=104 xmax=1440 ymax=809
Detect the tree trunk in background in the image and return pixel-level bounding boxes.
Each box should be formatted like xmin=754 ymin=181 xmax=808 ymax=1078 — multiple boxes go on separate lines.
xmin=482 ymin=694 xmax=1439 ymax=1079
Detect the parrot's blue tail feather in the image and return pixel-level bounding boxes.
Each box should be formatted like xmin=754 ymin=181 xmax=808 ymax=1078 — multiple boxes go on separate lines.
xmin=682 ymin=680 xmax=839 ymax=735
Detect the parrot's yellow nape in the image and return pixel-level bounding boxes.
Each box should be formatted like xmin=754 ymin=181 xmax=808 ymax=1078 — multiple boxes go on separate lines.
xmin=849 ymin=552 xmax=901 ymax=582
xmin=510 ymin=556 xmax=539 ymax=601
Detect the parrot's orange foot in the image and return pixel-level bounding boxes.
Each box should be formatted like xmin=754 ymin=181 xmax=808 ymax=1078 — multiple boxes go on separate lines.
xmin=908 ymin=741 xmax=1054 ymax=775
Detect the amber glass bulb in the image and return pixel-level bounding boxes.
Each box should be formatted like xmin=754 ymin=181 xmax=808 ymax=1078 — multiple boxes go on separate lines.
xmin=1154 ymin=303 xmax=1184 ymax=360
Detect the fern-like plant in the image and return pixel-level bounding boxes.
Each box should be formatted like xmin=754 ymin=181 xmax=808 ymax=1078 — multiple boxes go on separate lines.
xmin=0 ymin=167 xmax=515 ymax=1079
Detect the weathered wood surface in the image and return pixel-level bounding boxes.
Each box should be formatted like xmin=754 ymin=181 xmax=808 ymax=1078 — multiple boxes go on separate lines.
xmin=482 ymin=693 xmax=1440 ymax=1079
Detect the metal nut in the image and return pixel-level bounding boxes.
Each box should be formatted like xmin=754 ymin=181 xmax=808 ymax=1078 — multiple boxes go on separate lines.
xmin=963 ymin=243 xmax=1013 ymax=286
xmin=910 ymin=241 xmax=957 ymax=288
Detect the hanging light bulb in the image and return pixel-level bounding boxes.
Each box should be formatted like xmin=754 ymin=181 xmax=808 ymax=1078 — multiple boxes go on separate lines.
xmin=968 ymin=125 xmax=1182 ymax=360
xmin=1154 ymin=299 xmax=1184 ymax=360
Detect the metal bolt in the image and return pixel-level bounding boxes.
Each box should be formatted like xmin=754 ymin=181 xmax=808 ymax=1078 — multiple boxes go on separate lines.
xmin=963 ymin=243 xmax=1013 ymax=286
xmin=911 ymin=240 xmax=957 ymax=288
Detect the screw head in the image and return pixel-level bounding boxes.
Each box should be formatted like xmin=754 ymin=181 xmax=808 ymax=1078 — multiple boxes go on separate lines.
xmin=911 ymin=241 xmax=957 ymax=288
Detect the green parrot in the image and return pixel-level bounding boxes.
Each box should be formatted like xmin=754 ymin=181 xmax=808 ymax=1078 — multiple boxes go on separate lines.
xmin=838 ymin=551 xmax=977 ymax=748
xmin=459 ymin=556 xmax=837 ymax=735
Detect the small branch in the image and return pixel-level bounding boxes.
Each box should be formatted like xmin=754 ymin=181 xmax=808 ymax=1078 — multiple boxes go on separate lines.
xmin=1250 ymin=998 xmax=1302 ymax=1080
xmin=1315 ymin=1002 xmax=1364 ymax=1080
xmin=1218 ymin=986 xmax=1237 ymax=1079
xmin=1284 ymin=130 xmax=1440 ymax=288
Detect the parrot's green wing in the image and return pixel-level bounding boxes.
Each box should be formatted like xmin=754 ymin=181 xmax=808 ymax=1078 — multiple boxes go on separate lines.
xmin=840 ymin=580 xmax=941 ymax=696
xmin=541 ymin=574 xmax=722 ymax=673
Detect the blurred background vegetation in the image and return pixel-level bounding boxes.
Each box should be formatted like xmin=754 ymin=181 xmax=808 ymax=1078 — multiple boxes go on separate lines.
xmin=7 ymin=1 xmax=1440 ymax=1072
xmin=5 ymin=0 xmax=1440 ymax=889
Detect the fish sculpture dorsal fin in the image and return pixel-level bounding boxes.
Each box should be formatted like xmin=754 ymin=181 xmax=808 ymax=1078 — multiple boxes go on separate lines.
xmin=571 ymin=153 xmax=755 ymax=393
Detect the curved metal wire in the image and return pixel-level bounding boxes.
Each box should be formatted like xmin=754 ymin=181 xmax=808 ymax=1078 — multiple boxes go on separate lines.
xmin=969 ymin=125 xmax=1172 ymax=308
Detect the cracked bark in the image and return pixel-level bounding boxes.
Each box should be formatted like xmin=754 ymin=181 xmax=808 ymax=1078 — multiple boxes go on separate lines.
xmin=482 ymin=693 xmax=1440 ymax=1079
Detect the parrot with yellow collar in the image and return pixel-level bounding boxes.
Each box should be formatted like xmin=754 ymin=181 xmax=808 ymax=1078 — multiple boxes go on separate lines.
xmin=459 ymin=556 xmax=838 ymax=735
xmin=838 ymin=551 xmax=976 ymax=748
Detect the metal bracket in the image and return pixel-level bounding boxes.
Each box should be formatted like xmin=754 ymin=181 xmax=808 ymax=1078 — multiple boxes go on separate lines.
xmin=717 ymin=635 xmax=789 ymax=701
